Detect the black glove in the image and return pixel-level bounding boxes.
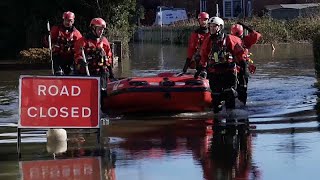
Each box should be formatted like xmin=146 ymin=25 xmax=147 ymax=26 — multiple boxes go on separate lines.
xmin=194 ymin=69 xmax=200 ymax=79
xmin=194 ymin=66 xmax=207 ymax=79
xmin=237 ymin=22 xmax=253 ymax=33
xmin=199 ymin=71 xmax=207 ymax=79
xmin=194 ymin=55 xmax=201 ymax=64
xmin=75 ymin=59 xmax=87 ymax=71
xmin=107 ymin=66 xmax=115 ymax=79
xmin=182 ymin=58 xmax=191 ymax=73
xmin=79 ymin=59 xmax=88 ymax=67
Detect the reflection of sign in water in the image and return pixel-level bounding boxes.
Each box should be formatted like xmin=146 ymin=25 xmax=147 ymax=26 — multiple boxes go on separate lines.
xmin=20 ymin=157 xmax=101 ymax=180
xmin=19 ymin=76 xmax=100 ymax=128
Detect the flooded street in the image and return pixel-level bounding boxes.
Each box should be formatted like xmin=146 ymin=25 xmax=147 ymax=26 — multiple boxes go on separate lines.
xmin=0 ymin=43 xmax=319 ymax=180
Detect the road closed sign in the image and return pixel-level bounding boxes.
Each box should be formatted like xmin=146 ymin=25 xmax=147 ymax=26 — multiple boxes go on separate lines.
xmin=19 ymin=76 xmax=100 ymax=128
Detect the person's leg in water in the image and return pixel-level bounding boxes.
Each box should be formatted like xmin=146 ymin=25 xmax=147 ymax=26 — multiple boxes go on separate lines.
xmin=222 ymin=70 xmax=237 ymax=109
xmin=237 ymin=61 xmax=249 ymax=105
xmin=100 ymin=70 xmax=109 ymax=125
xmin=61 ymin=57 xmax=74 ymax=75
xmin=100 ymin=69 xmax=108 ymax=113
xmin=208 ymin=73 xmax=223 ymax=114
xmin=53 ymin=54 xmax=64 ymax=75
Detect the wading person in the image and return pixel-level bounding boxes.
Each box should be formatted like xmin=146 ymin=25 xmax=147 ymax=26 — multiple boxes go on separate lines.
xmin=50 ymin=11 xmax=82 ymax=75
xmin=182 ymin=12 xmax=209 ymax=74
xmin=74 ymin=17 xmax=114 ymax=111
xmin=196 ymin=17 xmax=237 ymax=113
xmin=228 ymin=22 xmax=261 ymax=105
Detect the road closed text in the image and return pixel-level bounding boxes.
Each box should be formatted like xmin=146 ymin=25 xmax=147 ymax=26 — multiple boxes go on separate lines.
xmin=38 ymin=85 xmax=81 ymax=96
xmin=27 ymin=107 xmax=91 ymax=118
xmin=26 ymin=84 xmax=91 ymax=118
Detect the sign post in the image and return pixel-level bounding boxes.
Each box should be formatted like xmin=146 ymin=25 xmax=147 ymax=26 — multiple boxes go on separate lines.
xmin=18 ymin=76 xmax=101 ymax=158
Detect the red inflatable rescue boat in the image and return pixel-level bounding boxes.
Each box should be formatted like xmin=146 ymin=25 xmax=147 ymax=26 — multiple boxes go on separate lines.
xmin=102 ymin=72 xmax=212 ymax=114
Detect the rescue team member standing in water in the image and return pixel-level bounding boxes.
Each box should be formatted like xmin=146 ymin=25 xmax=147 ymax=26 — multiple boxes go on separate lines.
xmin=74 ymin=17 xmax=114 ymax=90
xmin=228 ymin=22 xmax=261 ymax=105
xmin=50 ymin=11 xmax=82 ymax=75
xmin=196 ymin=17 xmax=237 ymax=113
xmin=74 ymin=18 xmax=114 ymax=111
xmin=182 ymin=12 xmax=209 ymax=74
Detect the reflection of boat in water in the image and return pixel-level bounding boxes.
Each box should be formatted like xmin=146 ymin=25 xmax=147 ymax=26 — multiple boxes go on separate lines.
xmin=103 ymin=72 xmax=212 ymax=114
xmin=105 ymin=118 xmax=260 ymax=180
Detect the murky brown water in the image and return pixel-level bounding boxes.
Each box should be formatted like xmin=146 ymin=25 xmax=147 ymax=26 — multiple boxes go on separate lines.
xmin=0 ymin=43 xmax=319 ymax=180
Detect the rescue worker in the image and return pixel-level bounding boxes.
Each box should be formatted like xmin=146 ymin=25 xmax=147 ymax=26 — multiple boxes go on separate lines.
xmin=51 ymin=11 xmax=82 ymax=75
xmin=74 ymin=17 xmax=114 ymax=90
xmin=182 ymin=12 xmax=209 ymax=74
xmin=74 ymin=18 xmax=114 ymax=112
xmin=228 ymin=22 xmax=261 ymax=105
xmin=196 ymin=17 xmax=235 ymax=113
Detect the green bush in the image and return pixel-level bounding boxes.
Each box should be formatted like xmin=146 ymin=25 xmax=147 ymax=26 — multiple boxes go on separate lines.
xmin=243 ymin=17 xmax=289 ymax=43
xmin=18 ymin=48 xmax=50 ymax=64
xmin=136 ymin=16 xmax=320 ymax=44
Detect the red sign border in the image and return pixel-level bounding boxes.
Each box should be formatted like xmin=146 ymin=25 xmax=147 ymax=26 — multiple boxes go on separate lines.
xmin=18 ymin=75 xmax=101 ymax=129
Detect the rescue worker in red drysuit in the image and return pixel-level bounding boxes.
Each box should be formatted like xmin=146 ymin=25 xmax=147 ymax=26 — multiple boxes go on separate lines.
xmin=228 ymin=22 xmax=261 ymax=105
xmin=74 ymin=18 xmax=114 ymax=111
xmin=182 ymin=12 xmax=210 ymax=74
xmin=51 ymin=11 xmax=82 ymax=75
xmin=196 ymin=17 xmax=237 ymax=113
xmin=74 ymin=17 xmax=114 ymax=89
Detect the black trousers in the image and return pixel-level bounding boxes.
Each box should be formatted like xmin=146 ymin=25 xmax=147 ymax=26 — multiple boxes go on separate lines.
xmin=208 ymin=63 xmax=237 ymax=111
xmin=237 ymin=61 xmax=249 ymax=105
xmin=52 ymin=54 xmax=74 ymax=75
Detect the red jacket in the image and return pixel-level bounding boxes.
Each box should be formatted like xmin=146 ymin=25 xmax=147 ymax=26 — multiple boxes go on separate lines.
xmin=74 ymin=35 xmax=113 ymax=69
xmin=200 ymin=33 xmax=233 ymax=73
xmin=243 ymin=30 xmax=261 ymax=49
xmin=227 ymin=30 xmax=261 ymax=63
xmin=51 ymin=25 xmax=82 ymax=58
xmin=187 ymin=27 xmax=209 ymax=68
xmin=226 ymin=34 xmax=244 ymax=63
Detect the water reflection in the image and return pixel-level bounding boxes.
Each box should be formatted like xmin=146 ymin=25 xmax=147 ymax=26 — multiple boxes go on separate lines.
xmin=16 ymin=133 xmax=113 ymax=180
xmin=209 ymin=122 xmax=260 ymax=180
xmin=19 ymin=157 xmax=103 ymax=180
xmin=104 ymin=117 xmax=260 ymax=180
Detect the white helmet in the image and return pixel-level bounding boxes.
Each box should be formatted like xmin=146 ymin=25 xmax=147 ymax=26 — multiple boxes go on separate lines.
xmin=208 ymin=17 xmax=224 ymax=29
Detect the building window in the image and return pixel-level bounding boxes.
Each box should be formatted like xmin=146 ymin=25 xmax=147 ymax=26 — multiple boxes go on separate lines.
xmin=223 ymin=0 xmax=242 ymax=18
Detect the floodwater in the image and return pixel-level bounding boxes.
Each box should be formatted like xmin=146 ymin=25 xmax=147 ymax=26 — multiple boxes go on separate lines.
xmin=0 ymin=43 xmax=319 ymax=180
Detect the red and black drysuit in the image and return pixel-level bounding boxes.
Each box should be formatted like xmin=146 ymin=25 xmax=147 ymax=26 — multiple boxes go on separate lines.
xmin=183 ymin=27 xmax=209 ymax=73
xmin=227 ymin=30 xmax=261 ymax=105
xmin=199 ymin=30 xmax=261 ymax=112
xmin=199 ymin=32 xmax=238 ymax=113
xmin=74 ymin=32 xmax=114 ymax=91
xmin=51 ymin=24 xmax=82 ymax=75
